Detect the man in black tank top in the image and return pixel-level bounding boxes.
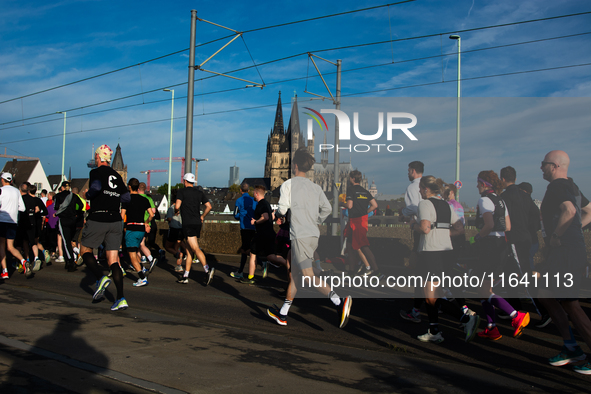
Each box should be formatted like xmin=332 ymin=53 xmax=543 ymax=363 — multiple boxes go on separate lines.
xmin=79 ymin=145 xmax=131 ymax=311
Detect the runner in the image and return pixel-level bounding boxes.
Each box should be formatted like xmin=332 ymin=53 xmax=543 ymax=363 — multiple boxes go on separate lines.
xmin=238 ymin=185 xmax=287 ymax=284
xmin=471 ymin=170 xmax=530 ymax=340
xmin=537 ymin=150 xmax=591 ymax=374
xmin=267 ymin=148 xmax=351 ymax=328
xmin=78 ymin=144 xmax=130 ymax=311
xmin=54 ymin=181 xmax=83 ymax=272
xmin=410 ymin=176 xmax=479 ymax=343
xmin=0 ymin=173 xmax=28 ymax=279
xmin=230 ymin=183 xmax=256 ymax=279
xmin=164 ymin=190 xmax=185 ymax=273
xmin=175 ymin=173 xmax=215 ymax=285
xmin=138 ymin=182 xmax=158 ymax=273
xmin=121 ymin=178 xmax=154 ymax=287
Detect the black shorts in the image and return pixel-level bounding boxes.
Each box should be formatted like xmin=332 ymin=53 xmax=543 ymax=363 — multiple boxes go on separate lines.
xmin=167 ymin=227 xmax=183 ymax=242
xmin=417 ymin=250 xmax=452 ymax=277
xmin=240 ymin=229 xmax=255 ymax=251
xmin=0 ymin=222 xmax=18 ymax=240
xmin=251 ymin=232 xmax=276 ymax=257
xmin=472 ymin=236 xmax=508 ymax=276
xmin=182 ymin=224 xmax=202 ymax=239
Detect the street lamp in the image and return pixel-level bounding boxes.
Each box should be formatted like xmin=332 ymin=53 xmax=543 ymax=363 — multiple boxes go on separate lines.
xmin=449 ymin=34 xmax=461 ymax=199
xmin=163 ymin=89 xmax=175 ymax=206
xmin=56 ymin=111 xmax=66 ymax=183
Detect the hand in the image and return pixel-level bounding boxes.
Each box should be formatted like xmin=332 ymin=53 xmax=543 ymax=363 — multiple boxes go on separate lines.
xmin=145 ymin=223 xmax=151 ymax=233
xmin=550 ymin=236 xmax=561 ymax=247
xmin=251 ymin=218 xmax=256 ymax=225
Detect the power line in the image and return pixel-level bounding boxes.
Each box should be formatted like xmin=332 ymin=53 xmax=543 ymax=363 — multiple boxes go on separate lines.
xmin=1 ymin=30 xmax=588 ymax=130
xmin=0 ymin=1 xmax=415 ymax=106
xmin=2 ymin=62 xmax=589 ymax=145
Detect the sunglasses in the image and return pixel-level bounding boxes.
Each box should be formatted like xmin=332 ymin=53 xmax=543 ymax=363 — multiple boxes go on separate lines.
xmin=541 ymin=161 xmax=559 ymax=168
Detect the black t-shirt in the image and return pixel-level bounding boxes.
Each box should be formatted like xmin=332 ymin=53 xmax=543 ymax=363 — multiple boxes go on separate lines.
xmin=541 ymin=178 xmax=589 ymax=245
xmin=501 ymin=184 xmax=533 ymax=244
xmin=19 ymin=194 xmax=36 ymax=229
xmin=86 ymin=166 xmax=128 ymax=223
xmin=122 ymin=194 xmax=152 ymax=232
xmin=346 ymin=184 xmax=374 ymax=219
xmin=254 ymin=198 xmax=274 ymax=235
xmin=177 ymin=186 xmax=209 ymax=226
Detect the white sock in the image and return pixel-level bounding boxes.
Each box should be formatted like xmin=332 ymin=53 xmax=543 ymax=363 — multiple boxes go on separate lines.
xmin=147 ymin=255 xmax=153 ymax=262
xmin=183 ymin=271 xmax=189 ymax=278
xmin=280 ymin=299 xmax=293 ymax=315
xmin=329 ymin=291 xmax=341 ymax=306
xmin=204 ymin=264 xmax=210 ymax=273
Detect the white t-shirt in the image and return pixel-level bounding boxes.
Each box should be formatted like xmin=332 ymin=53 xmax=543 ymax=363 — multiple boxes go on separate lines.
xmin=0 ymin=185 xmax=25 ymax=224
xmin=165 ymin=207 xmax=182 ymax=229
xmin=477 ymin=196 xmax=510 ymax=237
xmin=417 ymin=198 xmax=460 ymax=252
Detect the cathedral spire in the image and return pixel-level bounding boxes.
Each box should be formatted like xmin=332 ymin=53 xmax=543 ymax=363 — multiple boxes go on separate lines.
xmin=272 ymin=91 xmax=284 ymax=135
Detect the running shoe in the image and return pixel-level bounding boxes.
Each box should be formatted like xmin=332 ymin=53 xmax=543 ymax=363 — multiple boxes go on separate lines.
xmin=267 ymin=305 xmax=287 ymax=326
xmin=339 ymin=296 xmax=352 ymax=329
xmin=174 ymin=265 xmax=184 ymax=273
xmin=193 ymin=258 xmax=200 ymax=264
xmin=93 ymin=276 xmax=111 ymax=300
xmin=230 ymin=271 xmax=243 ymax=278
xmin=24 ymin=261 xmax=33 ymax=278
xmin=56 ymin=256 xmax=65 ymax=263
xmin=573 ymin=361 xmax=591 ymax=375
xmin=148 ymin=258 xmax=158 ymax=273
xmin=16 ymin=262 xmax=24 ymax=273
xmin=400 ymin=309 xmax=421 ymax=323
xmin=362 ymin=267 xmax=374 ymax=276
xmin=418 ymin=330 xmax=444 ymax=343
xmin=372 ymin=271 xmax=385 ymax=280
xmin=206 ymin=267 xmax=215 ymax=286
xmin=1 ymin=271 xmax=8 ymax=279
xmin=141 ymin=256 xmax=147 ymax=263
xmin=111 ymin=298 xmax=129 ymax=311
xmin=133 ymin=278 xmax=148 ymax=287
xmin=239 ymin=276 xmax=255 ymax=285
xmin=44 ymin=250 xmax=51 ymax=263
xmin=32 ymin=259 xmax=42 ymax=272
xmin=76 ymin=254 xmax=84 ymax=266
xmin=477 ymin=326 xmax=502 ymax=340
xmin=356 ymin=263 xmax=367 ymax=274
xmin=549 ymin=346 xmax=586 ymax=366
xmin=511 ymin=311 xmax=530 ymax=338
xmin=535 ymin=314 xmax=552 ymax=329
xmin=177 ymin=277 xmax=189 ymax=284
xmin=463 ymin=314 xmax=481 ymax=343
xmin=262 ymin=261 xmax=268 ymax=279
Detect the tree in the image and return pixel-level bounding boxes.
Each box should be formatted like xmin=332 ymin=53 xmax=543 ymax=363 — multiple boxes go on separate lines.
xmin=229 ymin=183 xmax=241 ymax=193
xmin=157 ymin=183 xmax=184 ymax=195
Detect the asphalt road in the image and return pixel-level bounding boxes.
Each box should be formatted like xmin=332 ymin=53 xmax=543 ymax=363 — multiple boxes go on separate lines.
xmin=1 ymin=252 xmax=590 ymax=393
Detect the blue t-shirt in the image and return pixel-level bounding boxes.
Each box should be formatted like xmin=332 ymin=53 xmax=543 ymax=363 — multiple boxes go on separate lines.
xmin=234 ymin=192 xmax=256 ymax=230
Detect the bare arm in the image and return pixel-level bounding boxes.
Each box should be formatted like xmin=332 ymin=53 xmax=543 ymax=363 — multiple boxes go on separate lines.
xmin=450 ymin=220 xmax=465 ymax=237
xmin=201 ymin=202 xmax=212 ymax=221
xmin=581 ymin=202 xmax=591 ymax=228
xmin=368 ymin=199 xmax=378 ymax=214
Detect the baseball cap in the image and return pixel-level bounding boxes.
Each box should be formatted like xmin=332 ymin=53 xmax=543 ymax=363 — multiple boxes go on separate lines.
xmin=1 ymin=173 xmax=12 ymax=182
xmin=517 ymin=182 xmax=533 ymax=194
xmin=95 ymin=144 xmax=113 ymax=162
xmin=183 ymin=173 xmax=196 ymax=183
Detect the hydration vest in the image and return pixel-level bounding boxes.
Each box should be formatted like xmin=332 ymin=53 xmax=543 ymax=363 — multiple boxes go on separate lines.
xmin=428 ymin=197 xmax=452 ymax=229
xmin=475 ymin=191 xmax=506 ymax=232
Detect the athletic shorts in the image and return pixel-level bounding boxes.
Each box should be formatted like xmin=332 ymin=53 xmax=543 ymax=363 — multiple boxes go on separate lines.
xmin=0 ymin=222 xmax=18 ymax=240
xmin=81 ymin=220 xmax=123 ymax=251
xmin=416 ymin=250 xmax=453 ymax=277
xmin=167 ymin=227 xmax=183 ymax=242
xmin=182 ymin=224 xmax=202 ymax=239
xmin=240 ymin=229 xmax=256 ymax=251
xmin=125 ymin=230 xmax=145 ymax=249
xmin=346 ymin=216 xmax=369 ymax=250
xmin=251 ymin=231 xmax=276 ymax=258
xmin=291 ymin=237 xmax=318 ymax=271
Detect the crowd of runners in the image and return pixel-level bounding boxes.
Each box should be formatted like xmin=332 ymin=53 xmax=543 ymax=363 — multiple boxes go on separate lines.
xmin=0 ymin=145 xmax=589 ymax=374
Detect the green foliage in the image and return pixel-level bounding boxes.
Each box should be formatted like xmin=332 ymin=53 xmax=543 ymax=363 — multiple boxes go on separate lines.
xmin=157 ymin=183 xmax=184 ymax=195
xmin=229 ymin=183 xmax=241 ymax=192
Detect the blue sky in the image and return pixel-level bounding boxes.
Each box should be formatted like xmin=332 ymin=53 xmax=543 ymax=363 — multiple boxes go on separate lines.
xmin=1 ymin=0 xmax=590 ymax=205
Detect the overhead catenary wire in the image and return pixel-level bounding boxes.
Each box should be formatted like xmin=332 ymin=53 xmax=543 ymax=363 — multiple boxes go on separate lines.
xmin=0 ymin=1 xmax=415 ymax=106
xmin=1 ymin=30 xmax=588 ymax=130
xmin=2 ymin=8 xmax=589 ymax=106
xmin=2 ymin=61 xmax=590 ymax=145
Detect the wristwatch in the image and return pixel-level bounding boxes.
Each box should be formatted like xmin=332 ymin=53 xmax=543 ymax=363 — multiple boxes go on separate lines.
xmin=551 ymin=232 xmax=561 ymax=240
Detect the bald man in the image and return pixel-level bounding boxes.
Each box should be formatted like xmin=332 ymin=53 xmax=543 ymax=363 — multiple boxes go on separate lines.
xmin=537 ymin=150 xmax=591 ymax=374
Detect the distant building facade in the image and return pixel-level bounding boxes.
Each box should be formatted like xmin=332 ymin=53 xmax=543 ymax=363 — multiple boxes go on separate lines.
xmin=111 ymin=144 xmax=127 ymax=184
xmin=229 ymin=164 xmax=240 ymax=187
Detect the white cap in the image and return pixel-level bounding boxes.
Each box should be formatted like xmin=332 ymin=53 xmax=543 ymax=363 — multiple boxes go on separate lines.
xmin=1 ymin=173 xmax=12 ymax=182
xmin=183 ymin=173 xmax=195 ymax=183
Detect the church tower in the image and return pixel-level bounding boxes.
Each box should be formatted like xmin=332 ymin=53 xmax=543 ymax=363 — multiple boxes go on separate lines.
xmin=111 ymin=144 xmax=127 ymax=184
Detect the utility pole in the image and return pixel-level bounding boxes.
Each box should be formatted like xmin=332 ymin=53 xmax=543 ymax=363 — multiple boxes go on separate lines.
xmin=332 ymin=60 xmax=342 ymax=236
xmin=185 ymin=10 xmax=197 ymax=176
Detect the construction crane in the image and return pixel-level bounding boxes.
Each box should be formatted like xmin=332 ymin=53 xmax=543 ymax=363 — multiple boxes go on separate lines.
xmin=0 ymin=147 xmax=38 ymax=160
xmin=151 ymin=157 xmax=208 ymax=184
xmin=140 ymin=169 xmax=167 ymax=190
